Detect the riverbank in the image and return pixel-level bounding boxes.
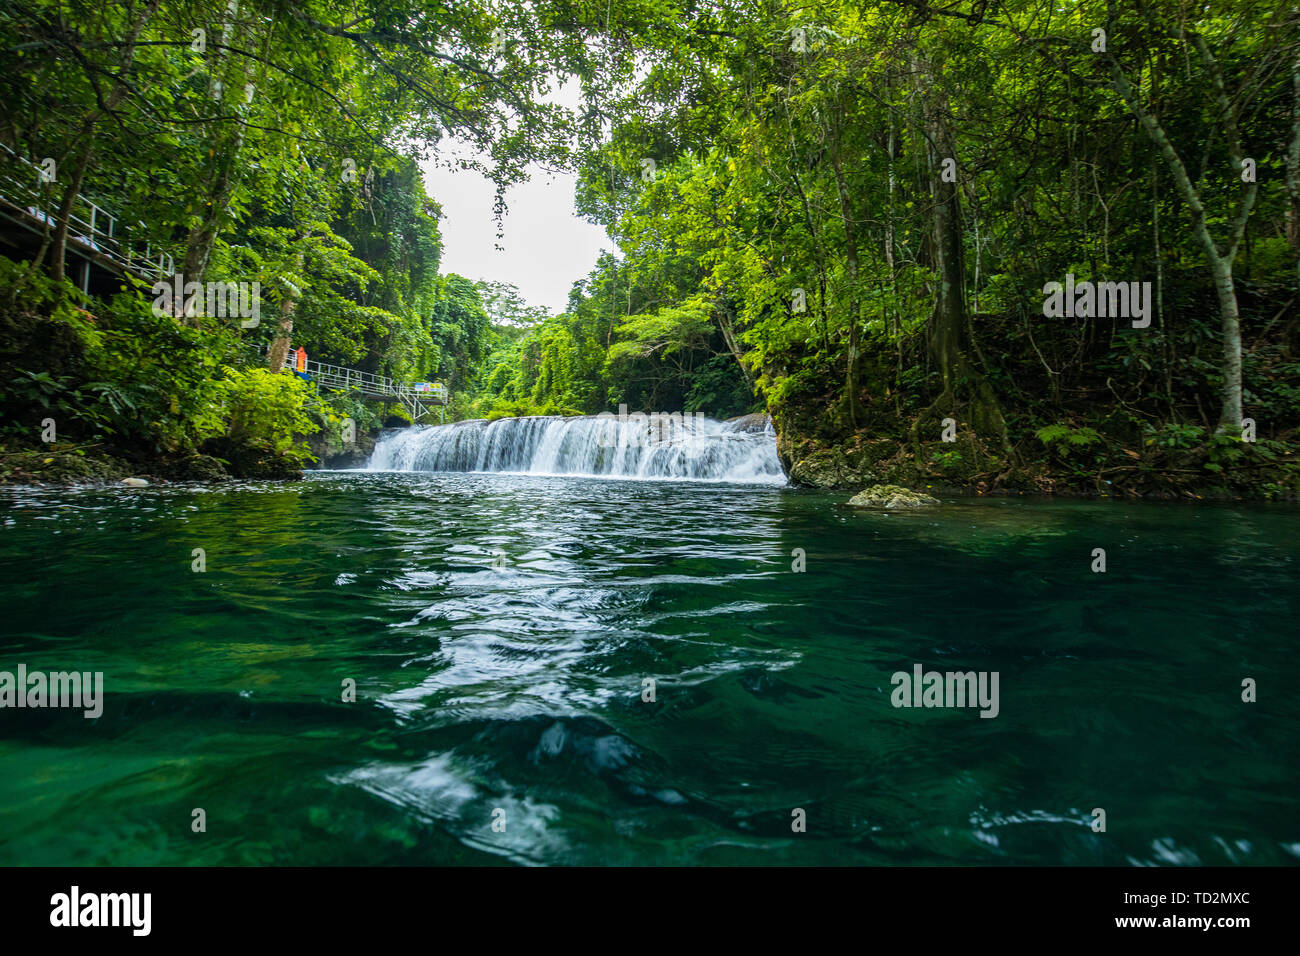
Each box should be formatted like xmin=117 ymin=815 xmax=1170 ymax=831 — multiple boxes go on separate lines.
xmin=0 ymin=421 xmax=386 ymax=486
xmin=0 ymin=447 xmax=229 ymax=486
xmin=774 ymin=406 xmax=1300 ymax=503
xmin=5 ymin=412 xmax=1299 ymax=502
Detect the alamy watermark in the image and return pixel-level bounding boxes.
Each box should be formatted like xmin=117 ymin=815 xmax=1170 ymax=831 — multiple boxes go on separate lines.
xmin=152 ymin=274 xmax=260 ymax=328
xmin=1043 ymin=274 xmax=1152 ymax=328
xmin=0 ymin=665 xmax=103 ymax=718
xmin=891 ymin=664 xmax=999 ymax=718
xmin=50 ymin=886 xmax=150 ymax=936
xmin=595 ymin=405 xmax=709 ymax=452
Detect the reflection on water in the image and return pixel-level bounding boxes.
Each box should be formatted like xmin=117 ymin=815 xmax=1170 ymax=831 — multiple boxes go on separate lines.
xmin=0 ymin=473 xmax=1296 ymax=865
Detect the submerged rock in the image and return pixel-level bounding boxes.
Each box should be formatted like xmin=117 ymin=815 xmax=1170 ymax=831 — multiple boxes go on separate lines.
xmin=848 ymin=484 xmax=939 ymax=509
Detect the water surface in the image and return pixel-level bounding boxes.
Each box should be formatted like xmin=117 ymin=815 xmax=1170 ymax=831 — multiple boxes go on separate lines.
xmin=1 ymin=473 xmax=1296 ymax=865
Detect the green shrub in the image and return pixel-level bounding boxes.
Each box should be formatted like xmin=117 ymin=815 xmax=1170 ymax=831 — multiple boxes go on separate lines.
xmin=205 ymin=366 xmax=321 ymax=467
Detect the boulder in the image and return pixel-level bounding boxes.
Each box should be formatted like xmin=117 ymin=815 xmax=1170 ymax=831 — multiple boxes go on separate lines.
xmin=848 ymin=484 xmax=939 ymax=509
xmin=307 ymin=430 xmax=377 ymax=469
xmin=0 ymin=451 xmax=130 ymax=486
xmin=788 ymin=448 xmax=858 ymax=488
xmin=724 ymin=413 xmax=772 ymax=434
xmin=170 ymin=454 xmax=228 ymax=482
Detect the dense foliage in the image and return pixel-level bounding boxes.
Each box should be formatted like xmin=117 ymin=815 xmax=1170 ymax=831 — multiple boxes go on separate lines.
xmin=0 ymin=0 xmax=582 ymax=475
xmin=555 ymin=0 xmax=1300 ymax=496
xmin=0 ymin=0 xmax=1296 ymax=495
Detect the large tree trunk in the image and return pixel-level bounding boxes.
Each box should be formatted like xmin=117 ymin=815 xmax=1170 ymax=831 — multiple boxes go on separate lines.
xmin=912 ymin=55 xmax=1009 ymax=448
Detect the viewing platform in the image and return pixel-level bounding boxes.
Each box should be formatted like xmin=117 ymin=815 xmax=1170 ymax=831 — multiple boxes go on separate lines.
xmin=0 ymin=146 xmax=174 ymax=294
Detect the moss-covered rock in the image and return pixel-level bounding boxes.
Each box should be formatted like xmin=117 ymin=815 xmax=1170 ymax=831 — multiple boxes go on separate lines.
xmin=169 ymin=454 xmax=229 ymax=482
xmin=848 ymin=484 xmax=940 ymax=508
xmin=784 ymin=440 xmax=900 ymax=490
xmin=788 ymin=448 xmax=859 ymax=488
xmin=0 ymin=449 xmax=131 ymax=485
xmin=306 ymin=430 xmax=376 ymax=469
xmin=200 ymin=436 xmax=304 ymax=480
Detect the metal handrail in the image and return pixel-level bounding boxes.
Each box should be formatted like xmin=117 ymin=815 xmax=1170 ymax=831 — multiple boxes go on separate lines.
xmin=282 ymin=355 xmax=448 ymax=407
xmin=0 ymin=145 xmax=174 ymax=281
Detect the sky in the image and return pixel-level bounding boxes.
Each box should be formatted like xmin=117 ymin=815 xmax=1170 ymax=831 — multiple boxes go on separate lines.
xmin=418 ymin=107 xmax=611 ymax=317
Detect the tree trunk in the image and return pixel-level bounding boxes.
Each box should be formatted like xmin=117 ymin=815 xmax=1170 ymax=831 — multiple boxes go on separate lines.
xmin=784 ymin=105 xmax=831 ymax=353
xmin=1210 ymin=259 xmax=1244 ymax=428
xmin=46 ymin=0 xmax=162 ymax=284
xmin=184 ymin=10 xmax=272 ymax=289
xmin=267 ymin=295 xmax=298 ymax=374
xmin=1286 ymin=50 xmax=1300 ymax=304
xmin=830 ymin=139 xmax=864 ymax=428
xmin=183 ymin=137 xmax=244 ymax=287
xmin=48 ymin=145 xmax=94 ymax=284
xmin=911 ymin=54 xmax=1010 ymax=451
xmin=1287 ymin=54 xmax=1300 ymax=249
xmin=715 ymin=300 xmax=752 ymax=386
xmin=267 ymin=252 xmax=304 ymax=372
xmin=927 ymin=137 xmax=965 ymax=407
xmin=1110 ymin=59 xmax=1253 ymax=430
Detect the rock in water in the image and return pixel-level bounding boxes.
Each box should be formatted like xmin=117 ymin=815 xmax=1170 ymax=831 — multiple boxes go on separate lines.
xmin=789 ymin=448 xmax=857 ymax=488
xmin=120 ymin=477 xmax=149 ymax=487
xmin=848 ymin=484 xmax=938 ymax=509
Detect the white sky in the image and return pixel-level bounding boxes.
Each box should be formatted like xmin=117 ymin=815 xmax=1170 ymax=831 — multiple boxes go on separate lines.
xmin=418 ymin=79 xmax=610 ymax=317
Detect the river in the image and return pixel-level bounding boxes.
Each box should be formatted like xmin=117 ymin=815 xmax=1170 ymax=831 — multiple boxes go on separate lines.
xmin=0 ymin=420 xmax=1296 ymax=865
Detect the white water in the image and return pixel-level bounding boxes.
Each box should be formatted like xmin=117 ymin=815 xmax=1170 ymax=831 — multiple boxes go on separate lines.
xmin=367 ymin=414 xmax=786 ymax=484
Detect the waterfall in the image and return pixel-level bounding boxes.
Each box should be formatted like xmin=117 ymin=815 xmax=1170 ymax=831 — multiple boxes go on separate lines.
xmin=367 ymin=413 xmax=786 ymax=483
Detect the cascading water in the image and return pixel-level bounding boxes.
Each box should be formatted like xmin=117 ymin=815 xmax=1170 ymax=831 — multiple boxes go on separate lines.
xmin=367 ymin=414 xmax=786 ymax=483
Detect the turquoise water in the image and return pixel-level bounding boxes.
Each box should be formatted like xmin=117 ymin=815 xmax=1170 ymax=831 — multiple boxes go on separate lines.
xmin=0 ymin=473 xmax=1296 ymax=865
